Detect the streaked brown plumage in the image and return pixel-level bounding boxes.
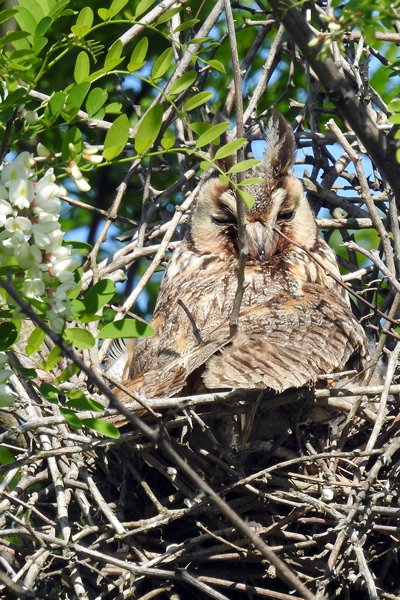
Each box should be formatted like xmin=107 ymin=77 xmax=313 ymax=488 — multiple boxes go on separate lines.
xmin=117 ymin=113 xmax=367 ymax=401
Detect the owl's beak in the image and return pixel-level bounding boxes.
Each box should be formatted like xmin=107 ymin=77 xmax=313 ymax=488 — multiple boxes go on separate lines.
xmin=246 ymin=220 xmax=278 ymax=262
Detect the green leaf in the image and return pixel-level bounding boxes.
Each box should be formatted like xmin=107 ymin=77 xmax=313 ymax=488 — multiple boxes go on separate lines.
xmin=40 ymin=382 xmax=60 ymax=403
xmin=214 ymin=138 xmax=246 ymax=160
xmin=86 ymin=87 xmax=108 ymax=116
xmin=74 ymin=51 xmax=90 ymax=83
xmin=199 ymin=158 xmax=213 ymax=171
xmin=103 ymin=113 xmax=130 ymax=160
xmin=71 ymin=6 xmax=94 ymax=36
xmin=98 ymin=318 xmax=154 ymax=339
xmin=0 ymin=446 xmax=15 ymax=465
xmin=173 ymin=18 xmax=199 ymax=33
xmin=32 ymin=35 xmax=48 ymax=55
xmin=189 ymin=36 xmax=213 ymax=45
xmin=82 ymin=279 xmax=116 ymax=313
xmin=238 ymin=189 xmax=254 ymax=209
xmin=127 ymin=36 xmax=148 ymax=72
xmin=63 ymin=327 xmax=95 ymax=349
xmin=0 ymin=30 xmax=30 ymax=48
xmin=389 ymin=113 xmax=400 ymax=124
xmin=19 ymin=0 xmax=45 ymax=20
xmin=49 ymin=0 xmax=70 ymax=21
xmin=64 ymin=82 xmax=91 ymax=119
xmin=204 ymin=59 xmax=226 ymax=73
xmin=61 ymin=408 xmax=82 ymax=429
xmin=228 ymin=159 xmax=260 ymax=174
xmin=0 ymin=322 xmax=18 ymax=350
xmin=61 ymin=126 xmax=83 ymax=161
xmin=183 ymin=91 xmax=212 ymax=111
xmin=65 ymin=389 xmax=104 ymax=412
xmin=70 ymin=299 xmax=101 ymax=323
xmin=134 ymin=105 xmax=163 ymax=154
xmin=388 ymin=98 xmax=400 ymax=113
xmin=43 ymin=90 xmax=65 ymax=124
xmin=0 ymin=9 xmax=18 ymax=27
xmin=169 ymin=71 xmax=197 ymax=96
xmin=134 ymin=0 xmax=156 ymax=18
xmin=66 ymin=240 xmax=92 ymax=256
xmin=15 ymin=5 xmax=38 ymax=37
xmin=81 ymin=418 xmax=120 ymax=438
xmin=56 ymin=363 xmax=80 ymax=384
xmin=43 ymin=346 xmax=62 ymax=370
xmin=34 ymin=16 xmax=52 ymax=38
xmin=26 ymin=327 xmax=46 ymax=355
xmin=14 ymin=366 xmax=36 ymax=380
xmin=161 ymin=128 xmax=175 ymax=150
xmin=104 ymin=40 xmax=124 ymax=71
xmin=0 ymin=393 xmax=14 ymax=408
xmin=189 ymin=122 xmax=209 ymax=136
xmin=195 ymin=122 xmax=231 ymax=148
xmin=98 ymin=8 xmax=110 ymax=21
xmin=152 ymin=47 xmax=174 ymax=79
xmin=109 ymin=0 xmax=130 ymax=18
xmin=105 ymin=102 xmax=123 ymax=114
xmin=156 ymin=7 xmax=180 ymax=24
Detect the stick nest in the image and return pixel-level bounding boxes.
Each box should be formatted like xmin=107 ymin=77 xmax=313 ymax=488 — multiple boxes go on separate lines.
xmin=1 ymin=378 xmax=400 ymax=599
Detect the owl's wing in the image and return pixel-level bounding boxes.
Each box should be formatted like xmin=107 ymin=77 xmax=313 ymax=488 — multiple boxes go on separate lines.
xmin=118 ymin=243 xmax=235 ymax=398
xmin=203 ymin=284 xmax=367 ymax=391
xmin=119 ymin=283 xmax=367 ymax=399
xmin=121 ymin=337 xmax=224 ymax=399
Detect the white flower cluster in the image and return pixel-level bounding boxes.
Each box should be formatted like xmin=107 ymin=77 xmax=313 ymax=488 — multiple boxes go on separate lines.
xmin=0 ymin=152 xmax=79 ymax=332
xmin=0 ymin=353 xmax=14 ymax=407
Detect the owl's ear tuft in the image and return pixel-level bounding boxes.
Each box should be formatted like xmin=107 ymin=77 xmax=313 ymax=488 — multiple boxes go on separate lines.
xmin=262 ymin=112 xmax=296 ymax=182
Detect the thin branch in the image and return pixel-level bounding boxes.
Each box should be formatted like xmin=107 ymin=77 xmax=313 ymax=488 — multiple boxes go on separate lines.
xmin=224 ymin=0 xmax=248 ymax=337
xmin=326 ymin=118 xmax=396 ymax=279
xmin=118 ymin=0 xmax=190 ymax=46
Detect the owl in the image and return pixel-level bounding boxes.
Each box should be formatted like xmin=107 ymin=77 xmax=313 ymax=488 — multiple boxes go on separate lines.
xmin=114 ymin=113 xmax=367 ymax=402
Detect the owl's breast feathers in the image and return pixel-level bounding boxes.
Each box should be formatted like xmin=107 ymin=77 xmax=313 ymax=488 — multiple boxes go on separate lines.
xmin=123 ymin=238 xmax=367 ymax=399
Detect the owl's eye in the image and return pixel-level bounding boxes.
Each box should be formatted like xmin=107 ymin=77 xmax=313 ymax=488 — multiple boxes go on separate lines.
xmin=277 ymin=210 xmax=295 ymax=222
xmin=211 ymin=210 xmax=237 ymax=226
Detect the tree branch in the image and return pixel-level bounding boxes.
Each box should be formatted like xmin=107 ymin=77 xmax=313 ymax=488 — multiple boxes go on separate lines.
xmin=268 ymin=0 xmax=400 ymax=202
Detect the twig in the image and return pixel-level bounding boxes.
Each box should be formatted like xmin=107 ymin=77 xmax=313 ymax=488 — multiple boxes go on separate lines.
xmin=364 ymin=343 xmax=400 ymax=454
xmin=118 ymin=0 xmax=190 ymax=46
xmin=243 ymin=24 xmax=286 ymax=123
xmin=326 ymin=119 xmax=396 ymax=279
xmin=224 ymin=0 xmax=248 ymax=337
xmin=345 ymin=241 xmax=400 ymax=295
xmin=81 ymin=469 xmax=126 ymax=535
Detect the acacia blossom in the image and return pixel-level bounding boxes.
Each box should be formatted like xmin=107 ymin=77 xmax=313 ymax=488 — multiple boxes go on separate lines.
xmin=0 ymin=151 xmax=80 ymax=328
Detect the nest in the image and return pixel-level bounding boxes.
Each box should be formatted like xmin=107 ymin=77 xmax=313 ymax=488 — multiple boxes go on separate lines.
xmin=1 ymin=377 xmax=400 ymax=600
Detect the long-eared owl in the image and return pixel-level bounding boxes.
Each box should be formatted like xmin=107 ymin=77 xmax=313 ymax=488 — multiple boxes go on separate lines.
xmin=114 ymin=113 xmax=367 ymax=400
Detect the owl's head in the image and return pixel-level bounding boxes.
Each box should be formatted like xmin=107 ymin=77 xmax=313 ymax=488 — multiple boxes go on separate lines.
xmin=190 ymin=113 xmax=317 ymax=261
